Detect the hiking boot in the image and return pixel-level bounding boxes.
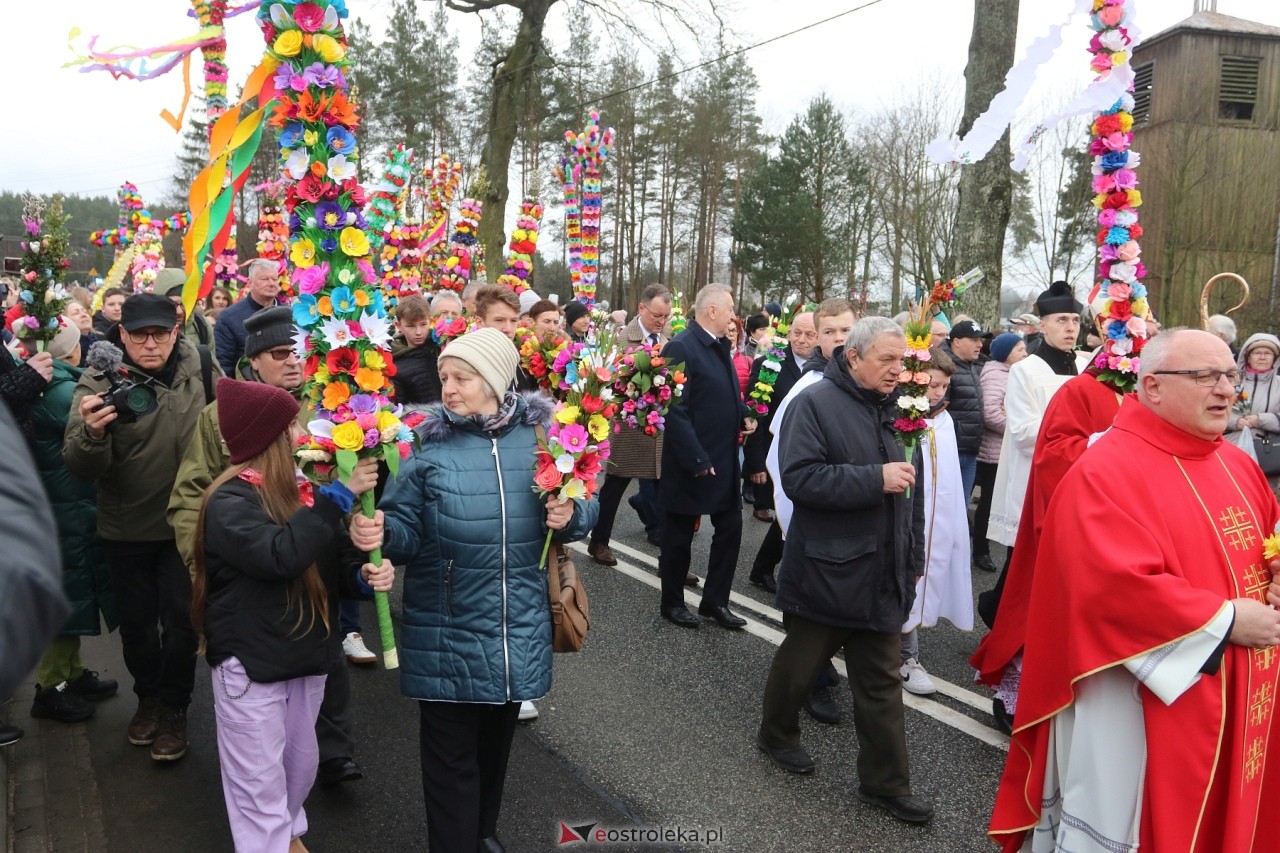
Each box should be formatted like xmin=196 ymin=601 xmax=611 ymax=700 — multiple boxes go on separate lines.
xmin=150 ymin=706 xmax=188 ymax=761
xmin=128 ymin=697 xmax=161 ymax=746
xmin=31 ymin=683 xmax=95 ymax=723
xmin=66 ymin=669 xmax=119 ymax=701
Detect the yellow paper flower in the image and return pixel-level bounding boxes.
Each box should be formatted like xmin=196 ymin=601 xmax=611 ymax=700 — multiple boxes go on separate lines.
xmin=1132 ymin=297 xmax=1149 ymax=317
xmin=312 ymin=33 xmax=346 ymax=63
xmin=377 ymin=410 xmax=401 ymax=433
xmin=331 ymin=421 xmax=366 ymax=451
xmin=274 ymin=30 xmax=303 ymax=57
xmin=339 ymin=227 xmax=370 ymax=257
xmin=1091 ymin=193 xmax=1108 ymax=209
xmin=554 ymin=405 xmax=581 ymax=425
xmin=906 ymin=335 xmax=932 ymax=351
xmin=587 ymin=415 xmax=609 ymax=442
xmin=1264 ymin=534 xmax=1280 ymax=561
xmin=364 ymin=350 xmax=387 ymax=370
xmin=1117 ymin=112 xmax=1134 ymax=132
xmin=322 ymin=382 xmax=350 ymax=411
xmin=303 ymin=129 xmax=319 ymax=146
xmin=290 ymin=237 xmax=316 ymax=268
xmin=354 ymin=367 xmax=385 ymax=392
xmin=1127 ymin=190 xmax=1143 ymax=208
xmin=558 ymin=478 xmax=587 ymax=501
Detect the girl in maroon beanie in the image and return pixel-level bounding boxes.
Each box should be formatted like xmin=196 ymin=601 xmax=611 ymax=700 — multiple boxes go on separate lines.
xmin=192 ymin=378 xmax=392 ymax=853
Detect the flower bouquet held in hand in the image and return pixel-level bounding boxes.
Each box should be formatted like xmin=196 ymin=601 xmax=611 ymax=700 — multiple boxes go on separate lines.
xmin=1234 ymin=389 xmax=1251 ymax=417
xmin=14 ymin=194 xmax=72 ymax=350
xmin=613 ymin=344 xmax=686 ymax=436
xmin=531 ymin=366 xmax=619 ymax=568
xmin=517 ymin=328 xmax=568 ymax=392
xmin=894 ymin=301 xmax=935 ymax=498
xmin=747 ymin=304 xmax=804 ymax=415
xmin=927 ymin=267 xmax=984 ymax=318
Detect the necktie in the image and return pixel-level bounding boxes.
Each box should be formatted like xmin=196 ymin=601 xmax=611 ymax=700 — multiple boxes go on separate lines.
xmin=648 ymin=333 xmax=658 ymax=347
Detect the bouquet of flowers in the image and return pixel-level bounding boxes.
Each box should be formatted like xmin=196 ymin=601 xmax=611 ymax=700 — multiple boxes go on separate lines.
xmin=1234 ymin=388 xmax=1251 ymax=416
xmin=668 ymin=289 xmax=687 ymax=335
xmin=893 ymin=300 xmax=936 ymax=498
xmin=532 ymin=371 xmax=618 ymax=568
xmin=747 ymin=304 xmax=805 ymax=415
xmin=927 ymin=267 xmax=984 ymax=314
xmin=430 ymin=314 xmax=470 ymax=349
xmin=611 ymin=344 xmax=686 ymax=435
xmin=13 ymin=193 xmax=72 ymax=348
xmin=548 ymin=339 xmax=617 ymax=401
xmin=517 ymin=328 xmax=568 ymax=392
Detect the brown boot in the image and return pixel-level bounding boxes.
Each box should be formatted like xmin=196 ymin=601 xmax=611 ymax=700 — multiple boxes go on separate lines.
xmin=127 ymin=697 xmax=161 ymax=746
xmin=150 ymin=706 xmax=188 ymax=761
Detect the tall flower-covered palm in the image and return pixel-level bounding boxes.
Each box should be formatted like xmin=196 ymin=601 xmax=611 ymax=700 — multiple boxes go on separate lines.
xmin=14 ymin=194 xmax=72 ymax=349
xmin=258 ymin=0 xmax=418 ymax=668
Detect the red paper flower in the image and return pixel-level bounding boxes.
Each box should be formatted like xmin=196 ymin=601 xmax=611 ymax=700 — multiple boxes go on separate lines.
xmin=327 ymin=346 xmax=360 ymax=375
xmin=293 ymin=2 xmax=326 ymax=32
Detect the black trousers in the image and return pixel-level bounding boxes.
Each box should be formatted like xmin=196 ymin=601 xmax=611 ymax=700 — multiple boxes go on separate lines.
xmin=101 ymin=539 xmax=198 ymax=709
xmin=658 ymin=506 xmax=741 ymax=610
xmin=316 ymin=629 xmax=353 ymax=763
xmin=591 ymin=474 xmax=658 ymax=545
xmin=972 ymin=461 xmax=998 ymax=555
xmin=751 ymin=519 xmax=784 ymax=577
xmin=759 ymin=615 xmax=910 ymax=796
xmin=419 ymin=700 xmax=520 ymax=850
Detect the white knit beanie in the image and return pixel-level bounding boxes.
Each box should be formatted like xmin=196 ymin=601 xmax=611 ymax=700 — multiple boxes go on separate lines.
xmin=47 ymin=317 xmax=82 ymax=362
xmin=441 ymin=327 xmax=519 ymax=397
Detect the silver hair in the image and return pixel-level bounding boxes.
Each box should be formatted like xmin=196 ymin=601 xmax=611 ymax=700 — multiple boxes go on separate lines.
xmin=429 ymin=291 xmax=463 ymax=311
xmin=890 ymin=311 xmax=909 ymax=329
xmin=1206 ymin=314 xmax=1237 ymax=345
xmin=245 ymin=258 xmax=277 ymax=278
xmin=461 ymin=281 xmax=486 ymax=300
xmin=845 ymin=316 xmax=905 ymax=356
xmin=694 ymin=283 xmax=733 ymax=315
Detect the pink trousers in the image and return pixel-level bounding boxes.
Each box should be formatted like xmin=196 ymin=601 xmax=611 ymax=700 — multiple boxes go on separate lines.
xmin=212 ymin=657 xmax=327 ymax=853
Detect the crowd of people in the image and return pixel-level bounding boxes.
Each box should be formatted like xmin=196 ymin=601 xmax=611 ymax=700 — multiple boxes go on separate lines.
xmin=3 ymin=266 xmax=1280 ymax=851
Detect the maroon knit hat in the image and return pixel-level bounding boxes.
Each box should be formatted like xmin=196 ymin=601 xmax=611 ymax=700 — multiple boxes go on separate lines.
xmin=215 ymin=378 xmax=300 ymax=464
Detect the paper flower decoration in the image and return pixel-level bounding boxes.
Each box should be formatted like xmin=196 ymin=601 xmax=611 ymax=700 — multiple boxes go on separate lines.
xmin=496 ymin=198 xmax=544 ymax=295
xmin=553 ymin=112 xmax=614 ymax=307
xmin=13 ymin=194 xmax=72 ymax=346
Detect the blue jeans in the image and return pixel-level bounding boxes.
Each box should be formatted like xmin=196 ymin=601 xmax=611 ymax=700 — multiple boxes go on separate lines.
xmin=957 ymin=452 xmax=978 ymax=508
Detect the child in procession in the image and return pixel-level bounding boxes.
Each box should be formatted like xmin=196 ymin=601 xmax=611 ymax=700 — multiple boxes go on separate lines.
xmin=192 ymin=378 xmax=393 ymax=853
xmin=900 ymin=347 xmax=975 ymax=697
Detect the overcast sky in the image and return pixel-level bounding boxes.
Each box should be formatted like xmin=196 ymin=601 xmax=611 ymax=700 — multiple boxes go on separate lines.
xmin=4 ymin=0 xmax=1276 ymax=205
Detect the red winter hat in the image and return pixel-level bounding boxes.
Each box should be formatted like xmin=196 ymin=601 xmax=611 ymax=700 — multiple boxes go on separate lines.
xmin=215 ymin=378 xmax=300 ymax=464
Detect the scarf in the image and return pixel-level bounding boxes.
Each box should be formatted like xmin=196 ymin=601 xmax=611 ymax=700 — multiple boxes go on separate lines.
xmin=466 ymin=390 xmax=521 ymax=436
xmin=238 ymin=467 xmax=314 ymax=507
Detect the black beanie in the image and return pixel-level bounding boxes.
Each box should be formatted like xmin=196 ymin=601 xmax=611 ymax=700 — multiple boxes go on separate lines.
xmin=243 ymin=306 xmax=296 ymax=358
xmin=564 ymin=300 xmax=590 ymax=327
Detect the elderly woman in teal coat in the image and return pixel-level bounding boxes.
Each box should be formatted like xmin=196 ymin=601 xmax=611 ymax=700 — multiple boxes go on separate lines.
xmin=351 ymin=328 xmax=596 ymax=853
xmin=29 ymin=322 xmax=119 ymax=723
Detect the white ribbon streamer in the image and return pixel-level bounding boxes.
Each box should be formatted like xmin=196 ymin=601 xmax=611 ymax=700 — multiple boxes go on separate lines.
xmin=926 ymin=0 xmax=1144 ymax=173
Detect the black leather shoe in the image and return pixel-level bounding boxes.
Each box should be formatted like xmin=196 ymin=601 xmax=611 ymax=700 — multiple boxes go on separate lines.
xmin=318 ymin=756 xmax=364 ymax=785
xmin=698 ymin=604 xmax=746 ymax=629
xmin=0 ymin=725 xmax=23 ymax=747
xmin=804 ymin=686 xmax=841 ymax=725
xmin=856 ymin=788 xmax=934 ymax=824
xmin=749 ymin=572 xmax=777 ymax=593
xmin=684 ymin=572 xmax=700 ymax=587
xmin=66 ymin=669 xmax=119 ymax=701
xmin=756 ymin=734 xmax=814 ymax=774
xmin=478 ymin=837 xmax=506 ymax=853
xmin=973 ymin=553 xmax=997 ymax=572
xmin=661 ymin=605 xmax=700 ymax=629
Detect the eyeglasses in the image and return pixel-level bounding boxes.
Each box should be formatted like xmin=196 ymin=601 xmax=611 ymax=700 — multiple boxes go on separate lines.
xmin=261 ymin=348 xmax=298 ymax=362
xmin=1153 ymin=369 xmax=1241 ymax=387
xmin=125 ymin=328 xmax=174 ymax=345
xmin=641 ymin=303 xmax=671 ymax=323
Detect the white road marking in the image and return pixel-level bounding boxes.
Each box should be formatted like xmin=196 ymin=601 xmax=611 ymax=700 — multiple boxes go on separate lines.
xmin=574 ymin=540 xmax=1010 ymax=752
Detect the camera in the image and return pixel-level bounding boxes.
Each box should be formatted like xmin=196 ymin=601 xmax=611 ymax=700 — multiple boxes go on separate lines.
xmin=85 ymin=341 xmax=158 ymax=424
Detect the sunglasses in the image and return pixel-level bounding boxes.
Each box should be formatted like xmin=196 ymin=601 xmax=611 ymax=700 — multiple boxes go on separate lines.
xmin=260 ymin=348 xmax=298 ymax=362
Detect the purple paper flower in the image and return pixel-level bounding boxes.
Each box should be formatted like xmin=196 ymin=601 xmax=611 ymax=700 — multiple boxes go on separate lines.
xmin=349 ymin=394 xmax=378 ymax=415
xmin=302 ymin=62 xmax=344 ymax=89
xmin=22 ymin=220 xmax=39 ymax=237
xmin=363 ymin=428 xmax=380 ymax=449
xmin=272 ymin=65 xmax=307 ymax=93
xmin=315 ymin=200 xmax=346 ymax=232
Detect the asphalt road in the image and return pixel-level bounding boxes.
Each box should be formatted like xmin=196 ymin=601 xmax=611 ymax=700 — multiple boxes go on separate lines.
xmin=35 ymin=482 xmax=1010 ymax=852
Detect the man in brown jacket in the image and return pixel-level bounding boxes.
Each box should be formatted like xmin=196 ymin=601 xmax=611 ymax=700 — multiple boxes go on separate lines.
xmin=587 ymin=285 xmax=683 ymax=573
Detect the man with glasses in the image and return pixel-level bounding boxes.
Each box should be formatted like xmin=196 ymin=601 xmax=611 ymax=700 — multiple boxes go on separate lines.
xmin=64 ymin=293 xmax=221 ymax=763
xmin=588 ymin=284 xmax=677 ymax=567
xmin=991 ymin=328 xmax=1280 ymax=850
xmin=214 ymin=258 xmax=284 ymax=374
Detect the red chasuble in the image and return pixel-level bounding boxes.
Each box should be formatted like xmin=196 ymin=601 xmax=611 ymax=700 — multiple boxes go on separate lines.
xmin=971 ymin=372 xmax=1124 ymax=684
xmin=991 ymin=399 xmax=1280 ymax=851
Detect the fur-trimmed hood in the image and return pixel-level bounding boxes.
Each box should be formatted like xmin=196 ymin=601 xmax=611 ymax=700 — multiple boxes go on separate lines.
xmin=412 ymin=390 xmax=554 ymax=443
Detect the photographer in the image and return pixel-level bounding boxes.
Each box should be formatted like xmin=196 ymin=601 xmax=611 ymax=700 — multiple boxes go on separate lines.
xmin=63 ymin=293 xmax=219 ymax=763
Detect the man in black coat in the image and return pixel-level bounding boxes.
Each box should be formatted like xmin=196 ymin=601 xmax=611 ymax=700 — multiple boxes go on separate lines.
xmin=742 ymin=311 xmax=814 ymax=588
xmin=940 ymin=319 xmax=988 ymax=502
xmin=757 ymin=316 xmax=932 ymax=825
xmin=657 ymin=284 xmax=756 ymax=630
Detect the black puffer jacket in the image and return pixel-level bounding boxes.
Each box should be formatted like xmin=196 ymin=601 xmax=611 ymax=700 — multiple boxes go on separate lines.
xmin=940 ymin=341 xmax=987 ymax=454
xmin=775 ymin=356 xmax=925 ymax=632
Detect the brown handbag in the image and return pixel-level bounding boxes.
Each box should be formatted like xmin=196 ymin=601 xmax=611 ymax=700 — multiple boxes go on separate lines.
xmin=547 ymin=541 xmax=590 ymax=653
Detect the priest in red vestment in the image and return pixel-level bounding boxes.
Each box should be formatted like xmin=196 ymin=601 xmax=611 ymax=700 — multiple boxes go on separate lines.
xmin=990 ymin=330 xmax=1280 ymax=852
